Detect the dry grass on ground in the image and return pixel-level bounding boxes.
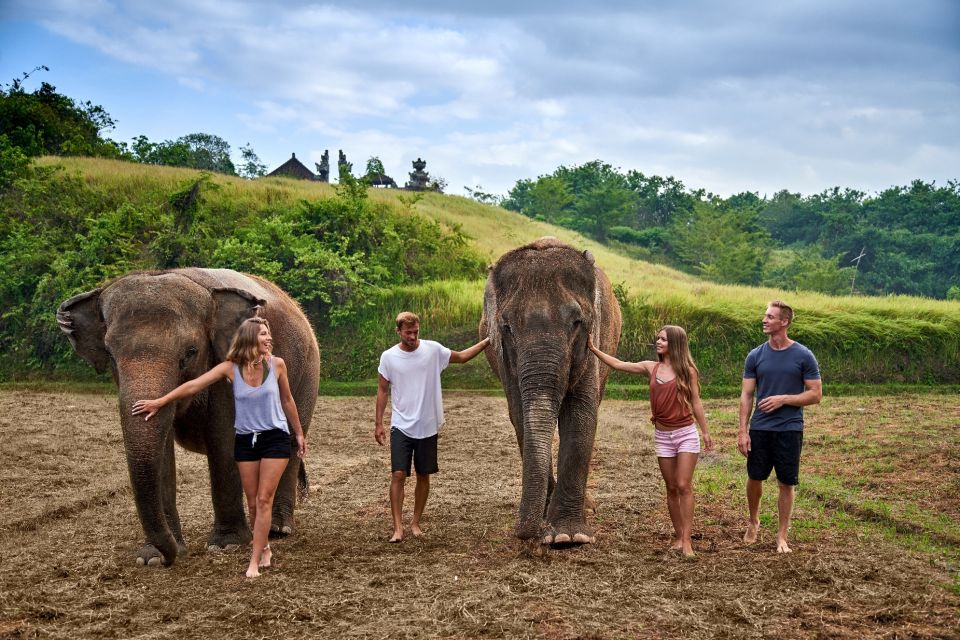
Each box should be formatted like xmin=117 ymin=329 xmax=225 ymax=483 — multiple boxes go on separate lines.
xmin=1 ymin=390 xmax=958 ymax=639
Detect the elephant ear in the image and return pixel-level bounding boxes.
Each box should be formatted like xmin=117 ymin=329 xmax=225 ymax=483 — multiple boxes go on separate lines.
xmin=57 ymin=289 xmax=110 ymax=373
xmin=210 ymin=287 xmax=267 ymax=360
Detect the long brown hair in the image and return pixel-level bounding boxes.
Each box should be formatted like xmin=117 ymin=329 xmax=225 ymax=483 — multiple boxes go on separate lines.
xmin=658 ymin=325 xmax=700 ymax=413
xmin=225 ymin=317 xmax=271 ymax=367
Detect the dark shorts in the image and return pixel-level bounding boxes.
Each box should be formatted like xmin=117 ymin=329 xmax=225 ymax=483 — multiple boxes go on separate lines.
xmin=390 ymin=428 xmax=439 ymax=476
xmin=234 ymin=428 xmax=292 ymax=462
xmin=747 ymin=429 xmax=803 ymax=485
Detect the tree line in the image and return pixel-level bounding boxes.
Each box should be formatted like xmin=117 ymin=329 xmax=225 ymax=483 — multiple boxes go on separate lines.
xmin=497 ymin=163 xmax=960 ymax=300
xmin=0 ymin=66 xmax=269 ymax=178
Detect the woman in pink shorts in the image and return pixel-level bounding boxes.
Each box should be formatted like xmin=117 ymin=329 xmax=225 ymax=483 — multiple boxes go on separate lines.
xmin=589 ymin=326 xmax=713 ymax=556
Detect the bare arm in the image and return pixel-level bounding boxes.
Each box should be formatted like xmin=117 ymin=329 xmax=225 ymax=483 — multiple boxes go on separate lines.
xmin=587 ymin=336 xmax=654 ymax=377
xmin=449 ymin=337 xmax=491 ymax=364
xmin=737 ymin=377 xmax=757 ymax=456
xmin=131 ymin=360 xmax=234 ymax=421
xmin=374 ymin=374 xmax=390 ymax=445
xmin=690 ymin=371 xmax=713 ymax=451
xmin=274 ymin=357 xmax=306 ymax=458
xmin=756 ymin=378 xmax=823 ymax=413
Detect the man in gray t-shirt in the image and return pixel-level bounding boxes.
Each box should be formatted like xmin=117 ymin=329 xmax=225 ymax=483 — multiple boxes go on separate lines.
xmin=737 ymin=300 xmax=822 ymax=553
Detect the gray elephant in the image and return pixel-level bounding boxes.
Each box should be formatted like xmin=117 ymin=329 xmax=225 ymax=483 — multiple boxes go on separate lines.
xmin=57 ymin=268 xmax=320 ymax=566
xmin=480 ymin=238 xmax=621 ymax=545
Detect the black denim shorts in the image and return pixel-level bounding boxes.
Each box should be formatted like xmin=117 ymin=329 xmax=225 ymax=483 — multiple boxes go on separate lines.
xmin=747 ymin=429 xmax=803 ymax=485
xmin=234 ymin=428 xmax=292 ymax=462
xmin=390 ymin=428 xmax=438 ymax=476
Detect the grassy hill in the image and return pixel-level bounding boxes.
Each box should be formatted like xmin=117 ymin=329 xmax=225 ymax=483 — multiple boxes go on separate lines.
xmin=18 ymin=158 xmax=960 ymax=392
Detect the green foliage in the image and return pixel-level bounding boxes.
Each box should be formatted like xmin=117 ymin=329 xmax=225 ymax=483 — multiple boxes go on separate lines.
xmin=668 ymin=201 xmax=769 ymax=285
xmin=128 ymin=133 xmax=237 ymax=175
xmin=506 ymin=158 xmax=959 ymax=299
xmin=763 ymin=247 xmax=855 ymax=295
xmin=238 ymin=143 xmax=267 ymax=179
xmin=0 ymin=160 xmax=487 ymax=378
xmin=0 ymin=135 xmax=31 ymax=189
xmin=0 ymin=67 xmax=125 ymax=159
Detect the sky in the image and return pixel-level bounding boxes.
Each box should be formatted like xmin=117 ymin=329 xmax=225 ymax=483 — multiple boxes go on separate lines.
xmin=2 ymin=1 xmax=959 ymax=199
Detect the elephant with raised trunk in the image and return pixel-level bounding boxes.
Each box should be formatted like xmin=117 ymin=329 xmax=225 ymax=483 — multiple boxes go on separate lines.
xmin=57 ymin=268 xmax=320 ymax=566
xmin=481 ymin=238 xmax=621 ymax=545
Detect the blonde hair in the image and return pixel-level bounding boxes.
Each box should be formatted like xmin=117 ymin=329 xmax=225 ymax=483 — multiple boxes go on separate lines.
xmin=395 ymin=311 xmax=420 ymax=330
xmin=769 ymin=300 xmax=794 ymax=325
xmin=658 ymin=325 xmax=700 ymax=413
xmin=225 ymin=317 xmax=271 ymax=367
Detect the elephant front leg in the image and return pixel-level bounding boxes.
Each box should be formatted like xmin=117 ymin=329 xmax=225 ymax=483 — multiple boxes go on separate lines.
xmin=269 ymin=454 xmax=300 ymax=537
xmin=544 ymin=393 xmax=598 ymax=545
xmin=134 ymin=435 xmax=185 ymax=566
xmin=157 ymin=434 xmax=188 ymax=559
xmin=204 ymin=418 xmax=251 ymax=550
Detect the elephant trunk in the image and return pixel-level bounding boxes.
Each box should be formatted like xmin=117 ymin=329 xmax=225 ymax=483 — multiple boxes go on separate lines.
xmin=116 ymin=361 xmax=182 ymax=565
xmin=514 ymin=346 xmax=566 ymax=540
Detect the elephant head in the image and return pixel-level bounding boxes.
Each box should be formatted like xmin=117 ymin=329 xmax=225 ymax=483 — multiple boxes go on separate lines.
xmin=57 ymin=271 xmax=265 ymax=564
xmin=482 ymin=238 xmax=621 ymax=543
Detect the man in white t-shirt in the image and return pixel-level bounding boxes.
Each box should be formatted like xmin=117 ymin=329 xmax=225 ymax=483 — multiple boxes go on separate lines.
xmin=374 ymin=311 xmax=490 ymax=543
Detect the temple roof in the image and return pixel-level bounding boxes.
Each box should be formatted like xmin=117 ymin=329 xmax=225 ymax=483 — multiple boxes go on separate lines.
xmin=267 ymin=153 xmax=317 ymax=180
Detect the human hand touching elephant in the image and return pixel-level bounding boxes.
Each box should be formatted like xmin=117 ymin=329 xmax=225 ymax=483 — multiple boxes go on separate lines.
xmin=132 ymin=398 xmax=164 ymax=421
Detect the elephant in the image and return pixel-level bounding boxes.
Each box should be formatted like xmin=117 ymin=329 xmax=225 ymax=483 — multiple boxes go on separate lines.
xmin=480 ymin=237 xmax=621 ymax=545
xmin=56 ymin=268 xmax=320 ymax=566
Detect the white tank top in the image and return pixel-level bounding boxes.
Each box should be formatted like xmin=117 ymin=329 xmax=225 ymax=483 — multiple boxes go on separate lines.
xmin=232 ymin=357 xmax=289 ymax=434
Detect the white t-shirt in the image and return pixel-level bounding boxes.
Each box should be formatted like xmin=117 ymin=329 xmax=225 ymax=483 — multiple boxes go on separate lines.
xmin=378 ymin=340 xmax=452 ymax=439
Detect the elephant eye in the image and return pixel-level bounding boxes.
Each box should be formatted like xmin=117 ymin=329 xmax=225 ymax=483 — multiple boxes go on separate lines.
xmin=501 ymin=323 xmax=511 ymax=334
xmin=179 ymin=347 xmax=198 ymax=370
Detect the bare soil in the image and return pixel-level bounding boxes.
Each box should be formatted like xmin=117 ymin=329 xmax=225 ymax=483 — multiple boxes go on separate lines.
xmin=1 ymin=390 xmax=958 ymax=639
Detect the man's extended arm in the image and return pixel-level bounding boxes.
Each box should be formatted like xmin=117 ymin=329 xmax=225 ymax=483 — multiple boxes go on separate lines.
xmin=449 ymin=337 xmax=491 ymax=364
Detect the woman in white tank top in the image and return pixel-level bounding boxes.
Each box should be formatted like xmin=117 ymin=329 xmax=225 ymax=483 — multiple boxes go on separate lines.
xmin=133 ymin=317 xmax=306 ymax=578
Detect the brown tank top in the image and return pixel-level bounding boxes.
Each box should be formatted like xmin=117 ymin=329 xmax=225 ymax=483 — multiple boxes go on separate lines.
xmin=649 ymin=363 xmax=694 ymax=430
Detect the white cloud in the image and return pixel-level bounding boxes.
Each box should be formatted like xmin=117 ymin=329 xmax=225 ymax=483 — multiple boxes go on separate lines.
xmin=3 ymin=0 xmax=958 ymax=196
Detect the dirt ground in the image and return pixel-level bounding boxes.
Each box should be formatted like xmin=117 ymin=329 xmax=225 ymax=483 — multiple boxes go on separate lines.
xmin=1 ymin=389 xmax=958 ymax=639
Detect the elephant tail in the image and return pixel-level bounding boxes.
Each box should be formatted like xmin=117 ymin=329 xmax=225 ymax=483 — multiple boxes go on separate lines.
xmin=297 ymin=461 xmax=310 ymax=502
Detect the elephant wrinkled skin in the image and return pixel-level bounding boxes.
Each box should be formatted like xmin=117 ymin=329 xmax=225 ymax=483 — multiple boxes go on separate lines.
xmin=57 ymin=268 xmax=320 ymax=566
xmin=481 ymin=238 xmax=621 ymax=545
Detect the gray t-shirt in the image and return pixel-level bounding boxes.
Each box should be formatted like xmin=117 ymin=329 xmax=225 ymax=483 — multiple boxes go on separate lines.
xmin=743 ymin=341 xmax=821 ymax=432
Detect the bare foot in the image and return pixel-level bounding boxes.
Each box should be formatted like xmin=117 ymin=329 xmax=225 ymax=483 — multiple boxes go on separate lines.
xmin=776 ymin=538 xmax=792 ymax=553
xmin=245 ymin=564 xmax=260 ymax=578
xmin=410 ymin=523 xmax=423 ymax=538
xmin=388 ymin=530 xmax=404 ymax=543
xmin=743 ymin=520 xmax=760 ymax=545
xmin=258 ymin=544 xmax=272 ymax=568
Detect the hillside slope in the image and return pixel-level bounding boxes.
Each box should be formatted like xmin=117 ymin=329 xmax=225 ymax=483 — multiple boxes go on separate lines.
xmin=25 ymin=158 xmax=960 ymax=388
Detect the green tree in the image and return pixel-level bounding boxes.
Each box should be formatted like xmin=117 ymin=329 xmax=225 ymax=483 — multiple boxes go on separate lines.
xmin=669 ymin=201 xmax=769 ymax=285
xmin=364 ymin=156 xmax=385 ymax=178
xmin=573 ymin=181 xmax=634 ymax=242
xmin=0 ymin=66 xmax=125 ymax=158
xmin=238 ymin=143 xmax=266 ymax=178
xmin=524 ymin=177 xmax=573 ymax=223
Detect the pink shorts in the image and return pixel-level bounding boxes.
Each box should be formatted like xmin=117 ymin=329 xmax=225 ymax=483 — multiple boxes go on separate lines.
xmin=654 ymin=424 xmax=701 ymax=458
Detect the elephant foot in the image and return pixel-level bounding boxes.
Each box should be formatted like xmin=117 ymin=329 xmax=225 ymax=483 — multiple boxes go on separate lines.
xmin=135 ymin=543 xmax=170 ymax=567
xmin=207 ymin=523 xmax=252 ymax=551
xmin=543 ymin=521 xmax=595 ymax=547
xmin=269 ymin=500 xmax=296 ymax=538
xmin=514 ymin=518 xmax=544 ymax=542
